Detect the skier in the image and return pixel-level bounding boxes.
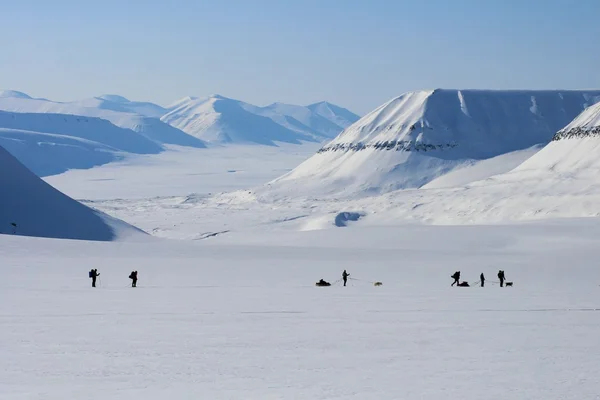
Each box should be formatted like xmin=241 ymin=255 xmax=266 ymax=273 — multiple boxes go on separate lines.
xmin=498 ymin=270 xmax=505 ymax=287
xmin=342 ymin=270 xmax=349 ymax=287
xmin=451 ymin=271 xmax=460 ymax=286
xmin=89 ymin=269 xmax=100 ymax=288
xmin=129 ymin=271 xmax=138 ymax=288
xmin=480 ymin=273 xmax=485 ymax=287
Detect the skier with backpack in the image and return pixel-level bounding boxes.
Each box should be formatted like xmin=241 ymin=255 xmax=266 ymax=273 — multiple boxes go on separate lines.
xmin=498 ymin=270 xmax=505 ymax=287
xmin=129 ymin=271 xmax=138 ymax=287
xmin=480 ymin=273 xmax=485 ymax=287
xmin=451 ymin=271 xmax=460 ymax=286
xmin=89 ymin=269 xmax=100 ymax=288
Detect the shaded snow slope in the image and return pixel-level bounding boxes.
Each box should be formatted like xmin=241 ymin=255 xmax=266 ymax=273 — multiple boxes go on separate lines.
xmin=0 ymin=90 xmax=32 ymax=99
xmin=267 ymin=89 xmax=600 ymax=197
xmin=0 ymin=145 xmax=142 ymax=240
xmin=162 ymin=95 xmax=359 ymax=145
xmin=307 ymin=101 xmax=360 ymax=129
xmin=0 ymin=110 xmax=161 ymax=154
xmin=0 ymin=110 xmax=162 ymax=175
xmin=422 ymin=145 xmax=543 ymax=189
xmin=0 ymin=92 xmax=205 ymax=149
xmin=0 ymin=128 xmax=117 ymax=176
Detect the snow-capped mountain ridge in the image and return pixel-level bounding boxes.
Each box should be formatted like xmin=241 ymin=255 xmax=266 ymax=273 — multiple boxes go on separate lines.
xmin=265 ymin=89 xmax=600 ymax=197
xmin=325 ymin=89 xmax=600 ymax=158
xmin=161 ymin=94 xmax=359 ymax=145
xmin=0 ymin=90 xmax=33 ymax=99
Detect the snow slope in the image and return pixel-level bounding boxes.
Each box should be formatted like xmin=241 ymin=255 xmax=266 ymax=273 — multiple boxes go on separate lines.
xmin=0 ymin=128 xmax=118 ymax=176
xmin=0 ymin=110 xmax=163 ymax=176
xmin=162 ymin=95 xmax=359 ymax=145
xmin=267 ymin=89 xmax=600 ymax=197
xmin=504 ymin=100 xmax=600 ymax=178
xmin=0 ymin=91 xmax=206 ymax=149
xmin=243 ymin=102 xmax=349 ymax=139
xmin=0 ymin=90 xmax=33 ymax=99
xmin=0 ymin=110 xmax=161 ymax=154
xmin=0 ymin=145 xmax=142 ymax=240
xmin=553 ymin=99 xmax=600 ymax=140
xmin=307 ymin=101 xmax=360 ymax=129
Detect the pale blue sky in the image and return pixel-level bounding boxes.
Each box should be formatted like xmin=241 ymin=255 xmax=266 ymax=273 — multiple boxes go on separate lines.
xmin=1 ymin=0 xmax=599 ymax=114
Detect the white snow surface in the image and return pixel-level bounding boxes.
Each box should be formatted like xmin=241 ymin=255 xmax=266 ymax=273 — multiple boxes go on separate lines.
xmin=45 ymin=143 xmax=321 ymax=199
xmin=4 ymin=127 xmax=600 ymax=398
xmin=2 ymin=218 xmax=600 ymax=399
xmin=267 ymin=89 xmax=600 ymax=197
xmin=161 ymin=95 xmax=359 ymax=145
xmin=0 ymin=145 xmax=141 ymax=240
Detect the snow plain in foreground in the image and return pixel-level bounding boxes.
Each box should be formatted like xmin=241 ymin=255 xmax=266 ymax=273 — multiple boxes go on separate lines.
xmin=2 ymin=219 xmax=600 ymax=400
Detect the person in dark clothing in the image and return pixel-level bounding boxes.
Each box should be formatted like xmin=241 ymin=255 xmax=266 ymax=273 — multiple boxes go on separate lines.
xmin=498 ymin=270 xmax=505 ymax=287
xmin=480 ymin=273 xmax=485 ymax=287
xmin=451 ymin=271 xmax=460 ymax=286
xmin=90 ymin=269 xmax=100 ymax=287
xmin=342 ymin=270 xmax=349 ymax=287
xmin=129 ymin=271 xmax=138 ymax=287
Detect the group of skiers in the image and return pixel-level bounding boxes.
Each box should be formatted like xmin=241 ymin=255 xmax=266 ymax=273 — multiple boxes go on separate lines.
xmin=88 ymin=269 xmax=138 ymax=287
xmin=451 ymin=270 xmax=509 ymax=287
xmin=90 ymin=268 xmax=510 ymax=289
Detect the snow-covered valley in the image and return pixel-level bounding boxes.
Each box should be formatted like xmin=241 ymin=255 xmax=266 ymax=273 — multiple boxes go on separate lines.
xmin=3 ymin=87 xmax=600 ymax=400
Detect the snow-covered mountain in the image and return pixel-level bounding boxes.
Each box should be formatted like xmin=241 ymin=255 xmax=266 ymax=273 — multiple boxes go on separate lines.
xmin=0 ymin=110 xmax=164 ymax=176
xmin=0 ymin=90 xmax=33 ymax=99
xmin=307 ymin=101 xmax=359 ymax=130
xmin=508 ymin=100 xmax=600 ymax=175
xmin=0 ymin=91 xmax=206 ymax=149
xmin=75 ymin=94 xmax=167 ymax=118
xmin=0 ymin=145 xmax=142 ymax=240
xmin=161 ymin=95 xmax=359 ymax=145
xmin=265 ymin=89 xmax=600 ymax=197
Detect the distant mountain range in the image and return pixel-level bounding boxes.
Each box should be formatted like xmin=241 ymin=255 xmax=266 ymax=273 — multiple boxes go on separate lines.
xmin=161 ymin=95 xmax=359 ymax=145
xmin=0 ymin=90 xmax=358 ymax=176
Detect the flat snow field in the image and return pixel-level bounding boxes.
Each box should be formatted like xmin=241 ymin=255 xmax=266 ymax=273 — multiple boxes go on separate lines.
xmin=4 ymin=143 xmax=600 ymax=399
xmin=44 ymin=143 xmax=322 ymax=200
xmin=2 ymin=220 xmax=600 ymax=400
